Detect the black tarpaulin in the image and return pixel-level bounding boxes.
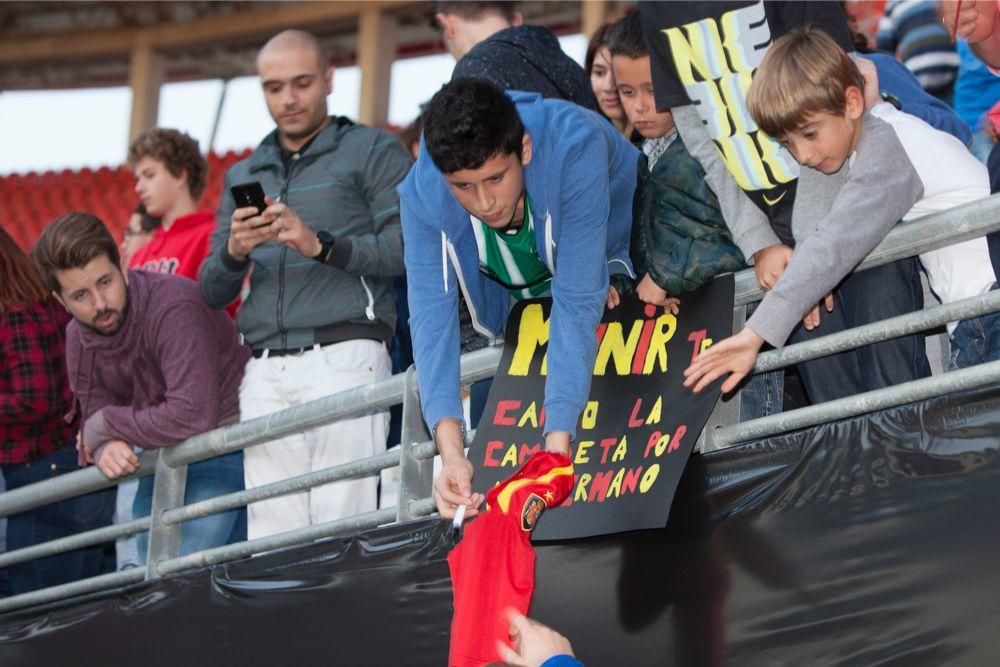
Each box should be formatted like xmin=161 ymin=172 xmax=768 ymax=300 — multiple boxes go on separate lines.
xmin=2 ymin=385 xmax=999 ymax=666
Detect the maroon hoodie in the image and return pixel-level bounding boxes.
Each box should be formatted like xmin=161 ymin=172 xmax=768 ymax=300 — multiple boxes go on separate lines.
xmin=65 ymin=270 xmax=250 ymax=459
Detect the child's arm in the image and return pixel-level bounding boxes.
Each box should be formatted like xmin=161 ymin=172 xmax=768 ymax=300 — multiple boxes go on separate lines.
xmin=672 ymin=105 xmax=786 ymax=289
xmin=683 ymin=328 xmax=764 ymax=394
xmin=640 ymin=144 xmax=748 ymax=296
xmin=745 ymin=120 xmax=925 ymax=348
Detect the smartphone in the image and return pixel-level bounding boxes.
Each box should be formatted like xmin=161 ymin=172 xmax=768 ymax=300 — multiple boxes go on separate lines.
xmin=230 ymin=182 xmax=268 ymax=218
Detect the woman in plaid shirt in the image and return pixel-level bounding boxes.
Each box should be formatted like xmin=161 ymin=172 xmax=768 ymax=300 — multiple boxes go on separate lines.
xmin=0 ymin=228 xmax=114 ymax=595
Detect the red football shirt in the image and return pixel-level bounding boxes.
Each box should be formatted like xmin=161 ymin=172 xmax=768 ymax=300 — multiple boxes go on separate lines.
xmin=447 ymin=451 xmax=574 ymax=667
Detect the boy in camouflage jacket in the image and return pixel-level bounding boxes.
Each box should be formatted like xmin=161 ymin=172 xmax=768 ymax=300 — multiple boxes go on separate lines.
xmin=607 ymin=13 xmax=746 ymax=305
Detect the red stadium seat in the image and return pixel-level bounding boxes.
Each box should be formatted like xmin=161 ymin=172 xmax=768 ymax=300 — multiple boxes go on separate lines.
xmin=1 ymin=147 xmax=255 ymax=248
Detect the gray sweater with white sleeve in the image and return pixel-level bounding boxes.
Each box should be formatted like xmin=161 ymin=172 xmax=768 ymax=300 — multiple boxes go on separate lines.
xmin=747 ymin=103 xmax=993 ymax=346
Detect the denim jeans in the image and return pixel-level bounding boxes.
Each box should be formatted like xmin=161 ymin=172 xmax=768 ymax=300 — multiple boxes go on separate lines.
xmin=739 ymin=302 xmax=785 ymax=421
xmin=739 ymin=371 xmax=785 ymax=421
xmin=2 ymin=445 xmax=116 ymax=595
xmin=787 ymin=258 xmax=931 ymax=404
xmin=114 ymin=478 xmax=142 ymax=570
xmin=950 ymin=294 xmax=1000 ymax=370
xmin=135 ymin=450 xmax=246 ymax=562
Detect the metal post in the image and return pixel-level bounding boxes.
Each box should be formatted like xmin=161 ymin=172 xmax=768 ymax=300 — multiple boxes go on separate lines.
xmin=144 ymin=450 xmax=187 ymax=580
xmin=698 ymin=303 xmax=746 ymax=453
xmin=397 ymin=367 xmax=434 ymax=522
xmin=207 ymin=78 xmax=228 ymax=153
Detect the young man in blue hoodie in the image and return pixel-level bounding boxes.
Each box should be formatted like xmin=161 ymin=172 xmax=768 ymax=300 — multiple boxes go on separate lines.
xmin=398 ymin=80 xmax=638 ymax=519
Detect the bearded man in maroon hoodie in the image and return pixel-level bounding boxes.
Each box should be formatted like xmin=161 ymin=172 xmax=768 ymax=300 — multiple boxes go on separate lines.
xmin=32 ymin=212 xmax=250 ymax=561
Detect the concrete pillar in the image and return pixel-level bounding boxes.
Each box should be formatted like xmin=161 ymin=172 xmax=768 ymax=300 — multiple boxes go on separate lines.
xmin=581 ymin=0 xmax=610 ymax=40
xmin=127 ymin=40 xmax=165 ymax=147
xmin=357 ymin=8 xmax=397 ymax=127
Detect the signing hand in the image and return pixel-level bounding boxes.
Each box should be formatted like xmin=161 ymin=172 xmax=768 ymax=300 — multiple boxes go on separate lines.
xmin=94 ymin=439 xmax=139 ymax=479
xmin=753 ymin=244 xmax=793 ymax=292
xmin=802 ymin=292 xmax=835 ymax=331
xmin=497 ymin=609 xmax=575 ymax=667
xmin=683 ymin=327 xmax=765 ymax=394
xmin=433 ymin=456 xmax=485 ymax=520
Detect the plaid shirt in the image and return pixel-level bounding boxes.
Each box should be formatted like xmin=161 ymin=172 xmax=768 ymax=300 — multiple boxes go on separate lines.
xmin=0 ymin=301 xmax=77 ymax=464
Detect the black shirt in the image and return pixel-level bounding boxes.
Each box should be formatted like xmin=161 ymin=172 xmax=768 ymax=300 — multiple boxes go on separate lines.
xmin=637 ymin=1 xmax=854 ymax=244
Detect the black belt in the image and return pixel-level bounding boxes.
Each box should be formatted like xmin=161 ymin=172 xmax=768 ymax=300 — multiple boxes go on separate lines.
xmin=251 ymin=322 xmax=393 ymax=359
xmin=251 ymin=345 xmax=320 ymax=359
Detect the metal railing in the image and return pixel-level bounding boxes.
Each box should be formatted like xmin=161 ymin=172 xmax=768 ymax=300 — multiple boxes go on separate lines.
xmin=1 ymin=194 xmax=999 ymax=613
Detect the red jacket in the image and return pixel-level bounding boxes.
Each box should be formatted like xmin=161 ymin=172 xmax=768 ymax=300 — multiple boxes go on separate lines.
xmin=130 ymin=210 xmax=238 ymax=317
xmin=129 ymin=210 xmax=214 ymax=280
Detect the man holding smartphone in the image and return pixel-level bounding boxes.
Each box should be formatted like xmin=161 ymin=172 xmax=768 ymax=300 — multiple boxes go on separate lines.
xmin=200 ymin=29 xmax=412 ymax=539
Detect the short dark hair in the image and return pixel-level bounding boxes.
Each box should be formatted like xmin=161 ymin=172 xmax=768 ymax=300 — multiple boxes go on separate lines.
xmin=422 ymin=79 xmax=524 ymax=174
xmin=606 ymin=12 xmax=647 ymax=59
xmin=434 ymin=1 xmax=518 ymax=22
xmin=33 ymin=212 xmax=121 ymax=293
xmin=128 ymin=128 xmax=207 ymax=200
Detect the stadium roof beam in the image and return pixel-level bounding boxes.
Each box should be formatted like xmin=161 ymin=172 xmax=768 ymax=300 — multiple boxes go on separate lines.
xmin=0 ymin=1 xmax=413 ymax=64
xmin=0 ymin=1 xmax=613 ymax=158
xmin=128 ymin=39 xmax=166 ymax=145
xmin=357 ymin=7 xmax=398 ymax=127
xmin=581 ymin=0 xmax=608 ymax=40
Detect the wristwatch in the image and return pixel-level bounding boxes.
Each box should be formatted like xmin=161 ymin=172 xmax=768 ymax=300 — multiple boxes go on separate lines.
xmin=313 ymin=230 xmax=336 ymax=264
xmin=879 ymin=91 xmax=902 ymax=110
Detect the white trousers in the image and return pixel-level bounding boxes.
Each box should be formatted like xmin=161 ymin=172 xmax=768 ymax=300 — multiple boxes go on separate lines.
xmin=240 ymin=339 xmax=390 ymax=540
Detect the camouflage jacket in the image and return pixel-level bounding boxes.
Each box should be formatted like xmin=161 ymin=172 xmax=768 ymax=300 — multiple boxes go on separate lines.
xmin=630 ymin=135 xmax=747 ymax=296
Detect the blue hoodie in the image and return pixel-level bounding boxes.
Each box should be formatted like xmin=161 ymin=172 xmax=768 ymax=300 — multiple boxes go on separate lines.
xmin=398 ymin=91 xmax=638 ymax=438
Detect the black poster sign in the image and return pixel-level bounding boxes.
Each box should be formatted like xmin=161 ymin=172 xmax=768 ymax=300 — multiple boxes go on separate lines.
xmin=469 ymin=275 xmax=735 ymax=540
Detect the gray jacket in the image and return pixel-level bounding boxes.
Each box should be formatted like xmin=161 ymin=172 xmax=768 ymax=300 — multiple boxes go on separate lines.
xmin=201 ymin=117 xmax=412 ymax=350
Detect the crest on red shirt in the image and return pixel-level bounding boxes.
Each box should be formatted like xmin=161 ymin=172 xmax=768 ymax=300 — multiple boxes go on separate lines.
xmin=520 ymin=493 xmax=546 ymax=531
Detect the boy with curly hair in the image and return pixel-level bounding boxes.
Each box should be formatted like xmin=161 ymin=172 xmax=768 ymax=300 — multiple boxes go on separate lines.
xmin=127 ymin=128 xmax=215 ymax=281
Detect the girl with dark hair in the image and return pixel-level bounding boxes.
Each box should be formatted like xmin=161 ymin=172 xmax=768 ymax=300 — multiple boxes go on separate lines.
xmin=586 ymin=22 xmax=632 ymax=136
xmin=0 ymin=227 xmax=115 ymax=596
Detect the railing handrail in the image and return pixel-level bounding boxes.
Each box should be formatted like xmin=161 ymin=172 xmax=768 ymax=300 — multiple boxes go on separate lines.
xmin=1 ymin=192 xmax=999 ymax=613
xmin=734 ymin=194 xmax=1000 ymax=306
xmin=0 ymin=345 xmax=497 ymax=518
xmin=5 ymin=194 xmax=999 ymax=519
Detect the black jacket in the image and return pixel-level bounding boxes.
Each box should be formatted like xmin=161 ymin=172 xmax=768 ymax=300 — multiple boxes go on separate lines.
xmin=452 ymin=25 xmax=597 ymax=111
